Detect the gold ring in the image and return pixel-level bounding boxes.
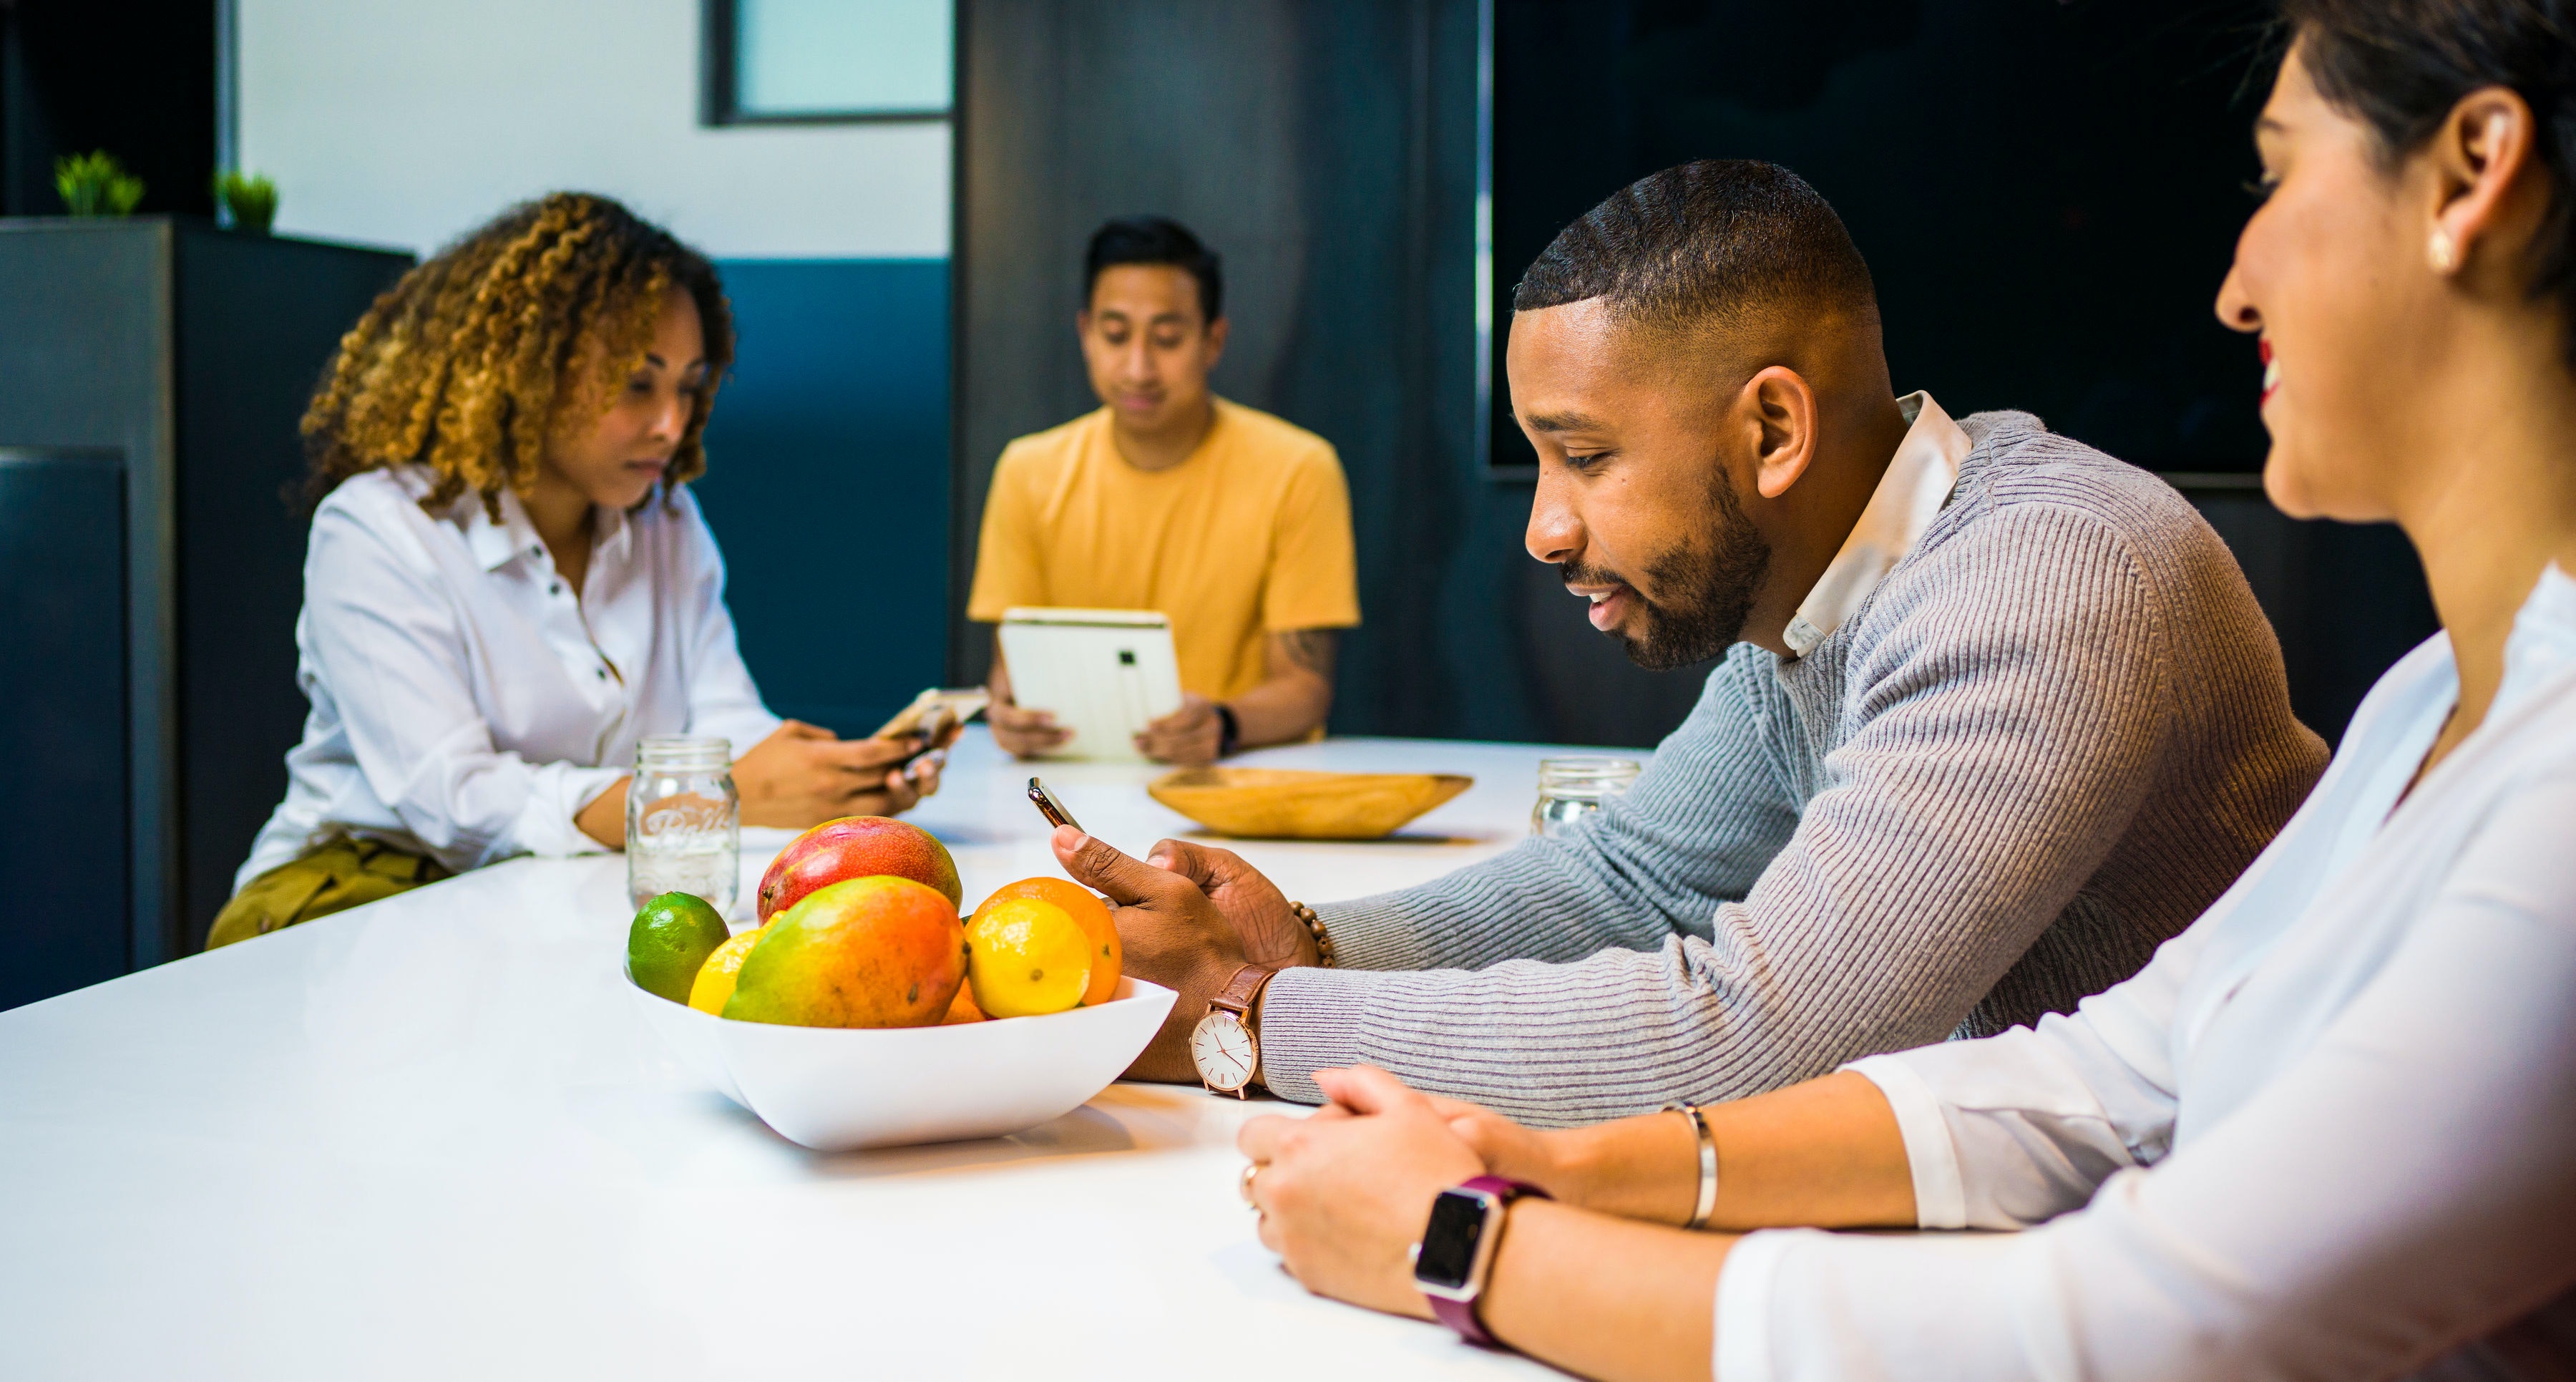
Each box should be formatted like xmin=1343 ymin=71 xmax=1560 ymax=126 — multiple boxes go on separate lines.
xmin=1239 ymin=1161 xmax=1260 ymax=1207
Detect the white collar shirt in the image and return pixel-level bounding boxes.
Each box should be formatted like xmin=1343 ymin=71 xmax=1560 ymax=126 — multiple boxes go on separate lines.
xmin=1723 ymin=565 xmax=2576 ymax=1380
xmin=1782 ymin=391 xmax=1970 ymax=658
xmin=236 ymin=467 xmax=781 ymax=888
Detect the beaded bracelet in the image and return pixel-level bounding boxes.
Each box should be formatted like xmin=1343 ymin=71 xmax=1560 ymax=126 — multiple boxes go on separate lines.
xmin=1287 ymin=900 xmax=1336 ymax=968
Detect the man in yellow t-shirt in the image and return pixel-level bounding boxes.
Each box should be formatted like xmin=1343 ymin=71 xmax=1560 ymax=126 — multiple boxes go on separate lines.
xmin=968 ymin=217 xmax=1360 ymax=766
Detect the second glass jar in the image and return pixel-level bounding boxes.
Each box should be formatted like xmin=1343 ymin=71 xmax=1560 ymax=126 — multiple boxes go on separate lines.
xmin=1531 ymin=756 xmax=1643 ymax=838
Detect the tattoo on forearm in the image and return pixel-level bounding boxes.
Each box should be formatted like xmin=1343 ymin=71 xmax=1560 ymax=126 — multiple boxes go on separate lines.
xmin=1274 ymin=628 xmax=1339 ymax=678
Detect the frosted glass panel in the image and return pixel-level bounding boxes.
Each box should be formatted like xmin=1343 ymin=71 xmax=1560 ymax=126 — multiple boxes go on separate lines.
xmin=736 ymin=0 xmax=952 ymax=116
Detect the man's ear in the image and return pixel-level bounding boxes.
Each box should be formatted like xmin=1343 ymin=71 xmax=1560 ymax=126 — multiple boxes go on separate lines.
xmin=1742 ymin=365 xmax=1820 ymax=500
xmin=1203 ymin=315 xmax=1231 ymax=368
xmin=1076 ymin=308 xmax=1093 ymax=339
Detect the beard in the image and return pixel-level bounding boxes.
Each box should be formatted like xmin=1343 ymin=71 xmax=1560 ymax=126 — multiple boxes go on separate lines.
xmin=1562 ymin=477 xmax=1771 ymax=671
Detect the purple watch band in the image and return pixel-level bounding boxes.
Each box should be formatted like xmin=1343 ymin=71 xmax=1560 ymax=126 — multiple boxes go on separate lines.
xmin=1423 ymin=1175 xmax=1550 ymax=1347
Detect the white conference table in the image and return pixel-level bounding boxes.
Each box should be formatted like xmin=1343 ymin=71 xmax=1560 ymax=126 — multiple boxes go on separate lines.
xmin=1 ymin=729 xmax=1635 ymax=1380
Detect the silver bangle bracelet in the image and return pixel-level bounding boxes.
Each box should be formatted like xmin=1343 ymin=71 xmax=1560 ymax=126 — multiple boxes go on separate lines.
xmin=1664 ymin=1102 xmax=1718 ymax=1230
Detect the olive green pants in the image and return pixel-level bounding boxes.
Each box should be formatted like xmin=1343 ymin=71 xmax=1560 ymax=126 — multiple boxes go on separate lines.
xmin=205 ymin=837 xmax=452 ymax=950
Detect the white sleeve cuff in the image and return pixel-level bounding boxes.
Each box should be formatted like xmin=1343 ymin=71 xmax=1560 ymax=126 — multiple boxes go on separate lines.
xmin=1713 ymin=1229 xmax=1798 ymax=1382
xmin=1847 ymin=1054 xmax=1968 ymax=1230
xmin=509 ymin=764 xmax=626 ymax=861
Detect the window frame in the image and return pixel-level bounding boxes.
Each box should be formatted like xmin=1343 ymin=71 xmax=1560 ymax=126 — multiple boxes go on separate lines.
xmin=700 ymin=0 xmax=955 ymax=127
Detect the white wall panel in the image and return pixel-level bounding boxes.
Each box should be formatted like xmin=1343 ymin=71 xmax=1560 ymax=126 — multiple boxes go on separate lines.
xmin=239 ymin=0 xmax=950 ymax=258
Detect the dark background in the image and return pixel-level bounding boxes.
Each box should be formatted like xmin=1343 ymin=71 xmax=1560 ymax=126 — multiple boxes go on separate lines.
xmin=1 ymin=0 xmax=215 ymax=218
xmin=1491 ymin=0 xmax=2279 ymax=474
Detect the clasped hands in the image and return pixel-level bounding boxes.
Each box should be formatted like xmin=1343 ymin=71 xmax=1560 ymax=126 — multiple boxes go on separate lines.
xmin=1048 ymin=825 xmax=1619 ymax=1323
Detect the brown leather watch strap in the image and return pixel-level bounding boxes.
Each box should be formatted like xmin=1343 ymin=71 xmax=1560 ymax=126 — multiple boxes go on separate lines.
xmin=1210 ymin=963 xmax=1276 ymax=1021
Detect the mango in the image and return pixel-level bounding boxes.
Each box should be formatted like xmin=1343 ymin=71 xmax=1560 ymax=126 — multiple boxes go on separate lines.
xmin=756 ymin=816 xmax=961 ymax=922
xmin=724 ymin=876 xmax=965 ymax=1028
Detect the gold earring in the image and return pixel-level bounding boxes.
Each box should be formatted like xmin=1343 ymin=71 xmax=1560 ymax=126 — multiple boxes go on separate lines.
xmin=2429 ymin=228 xmax=2461 ymax=274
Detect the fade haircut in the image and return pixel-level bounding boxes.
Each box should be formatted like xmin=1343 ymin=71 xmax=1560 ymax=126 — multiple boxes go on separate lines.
xmin=1513 ymin=160 xmax=1878 ymax=351
xmin=1085 ymin=215 xmax=1224 ymax=323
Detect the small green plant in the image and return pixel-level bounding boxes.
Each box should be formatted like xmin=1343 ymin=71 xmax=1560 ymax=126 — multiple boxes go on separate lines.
xmin=213 ymin=170 xmax=278 ymax=233
xmin=54 ymin=151 xmax=145 ymax=217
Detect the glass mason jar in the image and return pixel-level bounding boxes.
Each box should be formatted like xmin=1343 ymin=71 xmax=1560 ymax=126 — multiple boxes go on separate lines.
xmin=626 ymin=736 xmax=739 ymax=915
xmin=1531 ymin=756 xmax=1643 ymax=838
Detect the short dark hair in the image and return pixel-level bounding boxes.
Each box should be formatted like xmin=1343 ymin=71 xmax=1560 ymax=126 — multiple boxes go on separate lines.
xmin=1085 ymin=215 xmax=1224 ymax=323
xmin=1513 ymin=160 xmax=1876 ymax=345
xmin=2281 ymin=0 xmax=2576 ymax=366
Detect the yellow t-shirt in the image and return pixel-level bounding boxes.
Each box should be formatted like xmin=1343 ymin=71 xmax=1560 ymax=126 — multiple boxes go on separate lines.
xmin=966 ymin=398 xmax=1361 ymax=701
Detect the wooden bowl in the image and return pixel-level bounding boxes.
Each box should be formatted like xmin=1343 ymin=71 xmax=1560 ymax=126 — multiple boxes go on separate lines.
xmin=1146 ymin=767 xmax=1475 ymax=840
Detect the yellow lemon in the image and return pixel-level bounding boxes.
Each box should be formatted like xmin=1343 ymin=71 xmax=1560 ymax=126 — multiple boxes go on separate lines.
xmin=972 ymin=878 xmax=1120 ymax=1006
xmin=688 ymin=923 xmax=769 ymax=1016
xmin=965 ymin=897 xmax=1092 ymax=1018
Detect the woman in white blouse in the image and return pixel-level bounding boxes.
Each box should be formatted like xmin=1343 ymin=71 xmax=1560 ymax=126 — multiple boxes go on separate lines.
xmin=210 ymin=194 xmax=942 ymax=948
xmin=1236 ymin=5 xmax=2576 ymax=1378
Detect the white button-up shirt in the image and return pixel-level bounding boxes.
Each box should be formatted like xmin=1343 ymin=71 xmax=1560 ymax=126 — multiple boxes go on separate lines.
xmin=1782 ymin=391 xmax=1968 ymax=657
xmin=1718 ymin=565 xmax=2576 ymax=1379
xmin=236 ymin=467 xmax=781 ymax=890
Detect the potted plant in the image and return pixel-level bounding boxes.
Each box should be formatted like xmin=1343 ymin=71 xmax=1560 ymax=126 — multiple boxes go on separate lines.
xmin=214 ymin=170 xmax=279 ymax=234
xmin=54 ymin=151 xmax=145 ymax=217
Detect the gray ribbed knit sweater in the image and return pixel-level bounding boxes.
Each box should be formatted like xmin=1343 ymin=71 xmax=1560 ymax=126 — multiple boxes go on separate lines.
xmin=1259 ymin=412 xmax=2328 ymax=1125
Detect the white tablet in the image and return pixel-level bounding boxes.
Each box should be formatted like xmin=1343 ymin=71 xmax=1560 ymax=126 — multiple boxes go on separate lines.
xmin=996 ymin=608 xmax=1185 ymax=762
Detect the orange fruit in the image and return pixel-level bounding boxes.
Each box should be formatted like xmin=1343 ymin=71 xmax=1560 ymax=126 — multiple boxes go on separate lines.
xmin=965 ymin=897 xmax=1091 ymax=1018
xmin=942 ymin=982 xmax=987 ymax=1025
xmin=688 ymin=923 xmax=768 ymax=1015
xmin=974 ymin=877 xmax=1121 ymax=1006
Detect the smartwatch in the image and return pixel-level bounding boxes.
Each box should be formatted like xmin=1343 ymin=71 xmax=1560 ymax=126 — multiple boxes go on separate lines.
xmin=1214 ymin=702 xmax=1241 ymax=756
xmin=1410 ymin=1175 xmax=1551 ymax=1346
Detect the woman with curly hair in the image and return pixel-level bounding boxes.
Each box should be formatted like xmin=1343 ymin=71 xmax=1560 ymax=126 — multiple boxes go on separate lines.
xmin=210 ymin=193 xmax=941 ymax=948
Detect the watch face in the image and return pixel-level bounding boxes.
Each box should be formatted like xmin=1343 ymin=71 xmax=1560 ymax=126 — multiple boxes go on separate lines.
xmin=1191 ymin=1011 xmax=1256 ymax=1092
xmin=1414 ymin=1189 xmax=1492 ymax=1292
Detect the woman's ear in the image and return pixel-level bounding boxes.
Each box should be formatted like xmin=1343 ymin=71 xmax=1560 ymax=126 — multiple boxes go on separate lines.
xmin=2429 ymin=86 xmax=2540 ymax=278
xmin=1742 ymin=365 xmax=1820 ymax=500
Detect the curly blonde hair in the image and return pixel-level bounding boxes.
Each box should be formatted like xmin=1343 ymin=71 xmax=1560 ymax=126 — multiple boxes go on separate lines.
xmin=301 ymin=192 xmax=735 ymax=513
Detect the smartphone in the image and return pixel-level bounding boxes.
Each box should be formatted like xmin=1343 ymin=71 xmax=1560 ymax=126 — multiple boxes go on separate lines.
xmin=897 ymin=705 xmax=956 ymax=780
xmin=1027 ymin=777 xmax=1085 ymax=834
xmin=874 ymin=687 xmax=990 ymax=740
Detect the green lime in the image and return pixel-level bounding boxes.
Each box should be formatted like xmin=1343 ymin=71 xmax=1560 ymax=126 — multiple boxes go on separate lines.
xmin=627 ymin=892 xmax=731 ymax=1003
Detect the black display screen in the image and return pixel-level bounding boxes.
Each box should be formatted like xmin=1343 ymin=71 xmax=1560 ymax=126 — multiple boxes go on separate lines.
xmin=1491 ymin=0 xmax=2279 ymax=474
xmin=1416 ymin=1189 xmax=1492 ymax=1290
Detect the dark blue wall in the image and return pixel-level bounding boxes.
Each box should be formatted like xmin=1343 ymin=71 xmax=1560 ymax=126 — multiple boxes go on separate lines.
xmin=693 ymin=259 xmax=950 ymax=738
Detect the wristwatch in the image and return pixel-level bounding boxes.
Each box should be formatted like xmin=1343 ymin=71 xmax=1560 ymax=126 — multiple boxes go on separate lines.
xmin=1412 ymin=1176 xmax=1551 ymax=1346
xmin=1189 ymin=963 xmax=1275 ymax=1096
xmin=1214 ymin=703 xmax=1241 ymax=757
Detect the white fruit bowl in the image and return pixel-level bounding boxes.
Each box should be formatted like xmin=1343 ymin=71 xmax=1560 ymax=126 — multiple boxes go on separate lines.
xmin=624 ymin=965 xmax=1176 ymax=1151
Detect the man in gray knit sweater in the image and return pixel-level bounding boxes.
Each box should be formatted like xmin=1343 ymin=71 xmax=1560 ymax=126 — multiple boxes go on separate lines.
xmin=1058 ymin=160 xmax=2326 ymax=1125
